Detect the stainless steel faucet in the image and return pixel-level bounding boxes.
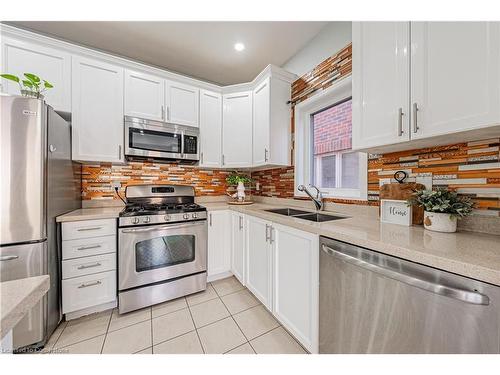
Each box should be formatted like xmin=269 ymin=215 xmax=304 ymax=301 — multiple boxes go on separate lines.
xmin=297 ymin=184 xmax=324 ymax=211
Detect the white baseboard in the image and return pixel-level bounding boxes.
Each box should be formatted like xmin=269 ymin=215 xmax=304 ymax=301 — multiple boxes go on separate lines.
xmin=65 ymin=300 xmax=117 ymax=321
xmin=207 ymin=271 xmax=233 ymax=283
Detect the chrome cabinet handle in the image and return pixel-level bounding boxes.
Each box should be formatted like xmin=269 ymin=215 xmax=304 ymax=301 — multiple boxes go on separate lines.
xmin=270 ymin=226 xmax=275 ymax=244
xmin=78 ymin=281 xmax=102 ymax=289
xmin=77 ymin=244 xmax=101 ymax=251
xmin=397 ymin=107 xmax=404 ymax=136
xmin=77 ymin=226 xmax=103 ymax=232
xmin=239 ymin=216 xmax=243 ymax=230
xmin=222 ymin=154 xmax=225 ymax=166
xmin=264 ymin=148 xmax=269 ymax=162
xmin=209 ymin=213 xmax=213 ymax=227
xmin=321 ymin=244 xmax=490 ymax=305
xmin=201 ymin=152 xmax=204 ymax=164
xmin=0 ymin=255 xmax=19 ymax=261
xmin=77 ymin=262 xmax=102 ymax=270
xmin=265 ymin=224 xmax=270 ymax=242
xmin=118 ymin=145 xmax=122 ymax=159
xmin=161 ymin=105 xmax=165 ymax=120
xmin=413 ymin=102 xmax=419 ymax=133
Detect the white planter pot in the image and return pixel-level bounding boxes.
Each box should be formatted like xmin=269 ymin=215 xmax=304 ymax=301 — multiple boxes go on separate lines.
xmin=423 ymin=211 xmax=457 ymax=233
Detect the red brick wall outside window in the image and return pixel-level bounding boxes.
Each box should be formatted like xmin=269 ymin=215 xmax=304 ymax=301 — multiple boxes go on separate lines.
xmin=313 ymin=99 xmax=352 ymax=156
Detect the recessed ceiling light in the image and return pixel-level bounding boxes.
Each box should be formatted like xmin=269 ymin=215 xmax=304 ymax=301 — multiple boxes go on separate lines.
xmin=234 ymin=42 xmax=245 ymax=52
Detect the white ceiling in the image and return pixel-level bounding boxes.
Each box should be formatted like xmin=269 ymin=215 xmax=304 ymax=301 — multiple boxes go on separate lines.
xmin=9 ymin=21 xmax=329 ymax=85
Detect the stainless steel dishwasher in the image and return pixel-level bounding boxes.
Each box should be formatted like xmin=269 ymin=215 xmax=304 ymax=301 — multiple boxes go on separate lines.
xmin=319 ymin=236 xmax=500 ymax=354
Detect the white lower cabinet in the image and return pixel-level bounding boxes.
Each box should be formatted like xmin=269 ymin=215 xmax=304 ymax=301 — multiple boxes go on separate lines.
xmin=61 ymin=219 xmax=117 ymax=318
xmin=207 ymin=210 xmax=231 ymax=281
xmin=244 ymin=214 xmax=319 ymax=353
xmin=245 ymin=215 xmax=273 ymax=310
xmin=271 ymin=223 xmax=319 ymax=354
xmin=230 ymin=212 xmax=246 ymax=285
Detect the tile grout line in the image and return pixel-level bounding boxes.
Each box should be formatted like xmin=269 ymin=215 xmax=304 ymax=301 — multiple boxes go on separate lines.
xmin=47 ymin=321 xmax=67 ymax=352
xmin=212 ymin=281 xmax=251 ymax=353
xmin=186 ymin=300 xmax=206 ymax=354
xmin=100 ymin=309 xmax=114 ymax=354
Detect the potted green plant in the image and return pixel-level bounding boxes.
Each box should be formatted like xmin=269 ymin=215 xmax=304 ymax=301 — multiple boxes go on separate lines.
xmin=408 ymin=188 xmax=474 ymax=233
xmin=0 ymin=73 xmax=53 ymax=99
xmin=226 ymin=173 xmax=252 ymax=202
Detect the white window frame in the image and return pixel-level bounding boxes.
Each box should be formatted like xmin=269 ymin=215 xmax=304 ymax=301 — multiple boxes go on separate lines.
xmin=294 ymin=76 xmax=367 ymax=200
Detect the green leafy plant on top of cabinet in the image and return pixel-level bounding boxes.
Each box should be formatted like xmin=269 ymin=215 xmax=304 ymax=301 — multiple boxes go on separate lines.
xmin=1 ymin=72 xmax=53 ymax=99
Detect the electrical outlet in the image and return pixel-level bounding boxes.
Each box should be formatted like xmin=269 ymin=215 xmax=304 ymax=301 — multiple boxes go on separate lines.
xmin=111 ymin=181 xmax=121 ymax=189
xmin=255 ymin=182 xmax=260 ymax=191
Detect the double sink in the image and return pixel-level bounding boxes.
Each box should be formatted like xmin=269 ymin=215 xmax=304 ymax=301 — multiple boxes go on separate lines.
xmin=265 ymin=208 xmax=348 ymax=222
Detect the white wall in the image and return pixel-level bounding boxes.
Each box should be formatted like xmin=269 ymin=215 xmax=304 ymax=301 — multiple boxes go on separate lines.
xmin=283 ymin=22 xmax=352 ymax=77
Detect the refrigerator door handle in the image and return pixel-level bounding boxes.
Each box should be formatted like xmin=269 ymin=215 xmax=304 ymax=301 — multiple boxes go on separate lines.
xmin=0 ymin=255 xmax=19 ymax=261
xmin=321 ymin=244 xmax=490 ymax=306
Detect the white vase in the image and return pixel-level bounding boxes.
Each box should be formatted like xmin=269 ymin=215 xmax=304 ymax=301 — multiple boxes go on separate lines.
xmin=236 ymin=181 xmax=246 ymax=201
xmin=423 ymin=211 xmax=457 ymax=233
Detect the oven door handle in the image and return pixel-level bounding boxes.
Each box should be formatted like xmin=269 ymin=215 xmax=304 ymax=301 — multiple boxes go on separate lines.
xmin=120 ymin=221 xmax=206 ymax=233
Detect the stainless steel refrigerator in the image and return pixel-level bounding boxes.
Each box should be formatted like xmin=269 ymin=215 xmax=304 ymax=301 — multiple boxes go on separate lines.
xmin=0 ymin=95 xmax=81 ymax=350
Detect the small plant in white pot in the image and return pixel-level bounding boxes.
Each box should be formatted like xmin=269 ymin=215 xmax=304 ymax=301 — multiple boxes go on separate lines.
xmin=226 ymin=173 xmax=252 ymax=202
xmin=0 ymin=72 xmax=53 ymax=99
xmin=408 ymin=188 xmax=474 ymax=233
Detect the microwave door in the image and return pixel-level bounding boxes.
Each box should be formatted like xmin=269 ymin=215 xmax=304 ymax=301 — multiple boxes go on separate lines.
xmin=125 ymin=123 xmax=183 ymax=159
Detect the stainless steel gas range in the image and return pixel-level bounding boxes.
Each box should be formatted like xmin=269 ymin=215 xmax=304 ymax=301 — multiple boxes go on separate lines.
xmin=118 ymin=184 xmax=207 ymax=314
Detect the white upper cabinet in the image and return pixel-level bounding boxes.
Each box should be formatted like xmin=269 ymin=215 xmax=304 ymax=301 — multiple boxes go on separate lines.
xmin=1 ymin=37 xmax=71 ymax=112
xmin=72 ymin=56 xmax=124 ymax=163
xmin=411 ymin=22 xmax=500 ymax=139
xmin=124 ymin=70 xmax=165 ymax=121
xmin=353 ymin=21 xmax=500 ymax=152
xmin=253 ymin=76 xmax=292 ymax=167
xmin=199 ymin=90 xmax=222 ymax=168
xmin=166 ymin=81 xmax=199 ymax=127
xmin=222 ymin=91 xmax=253 ymax=168
xmin=352 ymin=22 xmax=410 ymax=150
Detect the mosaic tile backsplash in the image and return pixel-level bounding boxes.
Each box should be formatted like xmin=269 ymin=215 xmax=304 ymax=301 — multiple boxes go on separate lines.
xmin=82 ymin=162 xmax=230 ymax=200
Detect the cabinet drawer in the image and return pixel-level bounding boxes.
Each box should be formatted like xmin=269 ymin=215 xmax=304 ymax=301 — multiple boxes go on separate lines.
xmin=62 ymin=270 xmax=116 ymax=314
xmin=62 ymin=235 xmax=116 ymax=260
xmin=62 ymin=253 xmax=116 ymax=279
xmin=62 ymin=219 xmax=116 ymax=241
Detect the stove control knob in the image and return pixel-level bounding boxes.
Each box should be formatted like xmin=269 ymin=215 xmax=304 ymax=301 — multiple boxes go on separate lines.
xmin=183 ymin=213 xmax=189 ymax=220
xmin=164 ymin=214 xmax=171 ymax=222
xmin=143 ymin=216 xmax=151 ymax=224
xmin=192 ymin=213 xmax=198 ymax=219
xmin=132 ymin=217 xmax=140 ymax=224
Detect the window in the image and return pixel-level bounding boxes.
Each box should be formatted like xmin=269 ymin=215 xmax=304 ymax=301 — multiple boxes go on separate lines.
xmin=295 ymin=77 xmax=367 ymax=200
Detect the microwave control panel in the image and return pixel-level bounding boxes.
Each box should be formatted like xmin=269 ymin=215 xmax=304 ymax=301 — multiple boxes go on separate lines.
xmin=184 ymin=135 xmax=198 ymax=154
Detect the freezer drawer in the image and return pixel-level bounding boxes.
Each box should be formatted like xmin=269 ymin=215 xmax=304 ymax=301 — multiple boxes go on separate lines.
xmin=0 ymin=242 xmax=47 ymax=349
xmin=319 ymin=236 xmax=500 ymax=354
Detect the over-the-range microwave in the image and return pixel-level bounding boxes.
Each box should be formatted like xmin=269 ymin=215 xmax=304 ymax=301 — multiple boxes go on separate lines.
xmin=124 ymin=116 xmax=199 ymax=163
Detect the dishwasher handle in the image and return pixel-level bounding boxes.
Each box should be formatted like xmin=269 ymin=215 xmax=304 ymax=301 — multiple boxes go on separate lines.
xmin=322 ymin=244 xmax=490 ymax=306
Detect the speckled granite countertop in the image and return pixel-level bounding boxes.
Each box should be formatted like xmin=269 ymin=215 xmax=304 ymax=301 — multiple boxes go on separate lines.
xmin=56 ymin=201 xmax=500 ymax=286
xmin=1 ymin=276 xmax=50 ymax=339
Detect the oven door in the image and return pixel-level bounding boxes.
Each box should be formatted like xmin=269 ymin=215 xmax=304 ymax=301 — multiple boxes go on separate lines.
xmin=125 ymin=121 xmax=183 ymax=160
xmin=118 ymin=220 xmax=207 ymax=291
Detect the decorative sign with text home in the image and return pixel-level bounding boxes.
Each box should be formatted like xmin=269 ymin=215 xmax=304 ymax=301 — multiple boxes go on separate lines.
xmin=380 ymin=199 xmax=412 ymax=226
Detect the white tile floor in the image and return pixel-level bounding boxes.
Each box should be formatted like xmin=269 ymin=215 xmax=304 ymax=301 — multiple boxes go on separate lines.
xmin=42 ymin=276 xmax=307 ymax=354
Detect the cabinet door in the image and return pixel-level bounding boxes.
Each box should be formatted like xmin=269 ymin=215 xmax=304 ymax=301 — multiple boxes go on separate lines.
xmin=253 ymin=78 xmax=270 ymax=166
xmin=125 ymin=70 xmax=165 ymax=121
xmin=166 ymin=81 xmax=199 ymax=127
xmin=230 ymin=212 xmax=245 ymax=285
xmin=245 ymin=215 xmax=272 ymax=309
xmin=272 ymin=223 xmax=319 ymax=353
xmin=1 ymin=37 xmax=71 ymax=112
xmin=411 ymin=22 xmax=500 ymax=139
xmin=222 ymin=91 xmax=253 ymax=168
xmin=199 ymin=90 xmax=222 ymax=167
xmin=352 ymin=22 xmax=410 ymax=150
xmin=72 ymin=56 xmax=124 ymax=163
xmin=207 ymin=210 xmax=231 ymax=279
